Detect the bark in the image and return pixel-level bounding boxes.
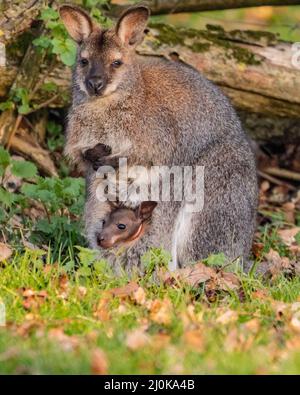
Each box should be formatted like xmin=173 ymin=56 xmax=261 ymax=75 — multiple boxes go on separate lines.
xmin=3 ymin=24 xmax=299 ymax=119
xmin=109 ymin=0 xmax=300 ymax=16
xmin=0 ymin=0 xmax=48 ymax=44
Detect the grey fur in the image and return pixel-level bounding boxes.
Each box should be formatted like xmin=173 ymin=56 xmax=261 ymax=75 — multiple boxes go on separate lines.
xmin=63 ymin=7 xmax=258 ymax=272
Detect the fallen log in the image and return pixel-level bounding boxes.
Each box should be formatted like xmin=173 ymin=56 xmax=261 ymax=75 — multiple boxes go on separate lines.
xmin=109 ymin=0 xmax=300 ymax=16
xmin=0 ymin=0 xmax=48 ymax=45
xmin=1 ymin=6 xmax=300 ymax=143
xmin=2 ymin=23 xmax=300 ymax=119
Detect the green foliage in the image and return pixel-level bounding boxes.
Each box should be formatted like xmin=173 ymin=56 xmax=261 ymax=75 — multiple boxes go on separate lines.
xmin=0 ymin=146 xmax=10 ymax=177
xmin=0 ymin=100 xmax=14 ymax=112
xmin=205 ymin=252 xmax=226 ymax=267
xmin=2 ymin=249 xmax=300 ymax=373
xmin=33 ymin=2 xmax=111 ymax=68
xmin=21 ymin=176 xmax=85 ymax=214
xmin=11 ymin=160 xmax=38 ymax=179
xmin=0 ymin=148 xmax=85 ymax=261
xmin=13 ymin=87 xmax=31 ymax=114
xmin=295 ymin=232 xmax=300 ymax=246
xmin=0 ymin=187 xmax=15 ymax=208
xmin=46 ymin=120 xmax=64 ymax=151
xmin=33 ymin=6 xmax=77 ymax=67
xmin=82 ymin=0 xmax=113 ymax=26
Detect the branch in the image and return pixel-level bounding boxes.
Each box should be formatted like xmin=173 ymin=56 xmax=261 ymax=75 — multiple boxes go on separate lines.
xmin=0 ymin=0 xmax=49 ymax=44
xmin=109 ymin=0 xmax=300 ymax=16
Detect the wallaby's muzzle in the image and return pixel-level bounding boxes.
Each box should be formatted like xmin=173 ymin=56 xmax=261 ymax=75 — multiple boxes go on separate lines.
xmin=86 ymin=76 xmax=106 ymax=96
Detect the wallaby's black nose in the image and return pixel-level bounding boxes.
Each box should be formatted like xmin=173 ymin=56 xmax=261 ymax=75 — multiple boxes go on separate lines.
xmin=87 ymin=77 xmax=104 ymax=95
xmin=97 ymin=234 xmax=104 ymax=244
xmin=97 ymin=234 xmax=112 ymax=249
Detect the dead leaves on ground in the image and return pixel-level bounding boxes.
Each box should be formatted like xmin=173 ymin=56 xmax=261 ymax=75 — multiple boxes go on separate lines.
xmin=20 ymin=288 xmax=48 ymax=311
xmin=0 ymin=242 xmax=12 ymax=261
xmin=258 ymin=248 xmax=300 ymax=280
xmin=91 ymin=349 xmax=109 ymax=374
xmin=161 ymin=262 xmax=241 ymax=300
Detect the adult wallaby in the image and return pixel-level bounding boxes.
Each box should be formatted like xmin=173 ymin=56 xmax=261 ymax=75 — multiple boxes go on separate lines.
xmin=60 ymin=5 xmax=258 ymax=271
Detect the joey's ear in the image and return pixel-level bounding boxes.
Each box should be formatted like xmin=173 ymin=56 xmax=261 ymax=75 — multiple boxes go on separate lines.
xmin=116 ymin=6 xmax=150 ymax=46
xmin=136 ymin=201 xmax=157 ymax=221
xmin=59 ymin=5 xmax=94 ymax=43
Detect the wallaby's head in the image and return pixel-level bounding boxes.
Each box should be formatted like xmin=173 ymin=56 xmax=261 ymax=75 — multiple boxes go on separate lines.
xmin=97 ymin=201 xmax=157 ymax=249
xmin=59 ymin=5 xmax=150 ymax=98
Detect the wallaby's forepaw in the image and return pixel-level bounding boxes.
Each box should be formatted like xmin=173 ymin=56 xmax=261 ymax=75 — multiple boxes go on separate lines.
xmin=92 ymin=155 xmax=120 ymax=171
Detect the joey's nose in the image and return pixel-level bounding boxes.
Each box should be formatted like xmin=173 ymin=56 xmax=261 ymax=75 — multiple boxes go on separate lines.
xmin=97 ymin=234 xmax=111 ymax=249
xmin=87 ymin=77 xmax=104 ymax=95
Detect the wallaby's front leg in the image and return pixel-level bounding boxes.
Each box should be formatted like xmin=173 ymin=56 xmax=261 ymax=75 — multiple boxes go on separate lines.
xmin=82 ymin=143 xmax=113 ymax=170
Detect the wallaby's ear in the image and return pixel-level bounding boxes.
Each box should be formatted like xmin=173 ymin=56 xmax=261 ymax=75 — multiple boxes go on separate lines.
xmin=136 ymin=201 xmax=157 ymax=221
xmin=116 ymin=6 xmax=150 ymax=46
xmin=59 ymin=5 xmax=93 ymax=43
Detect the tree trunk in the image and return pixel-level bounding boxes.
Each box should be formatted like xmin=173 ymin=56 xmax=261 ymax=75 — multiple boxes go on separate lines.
xmin=109 ymin=0 xmax=300 ymax=16
xmin=2 ymin=23 xmax=299 ymax=119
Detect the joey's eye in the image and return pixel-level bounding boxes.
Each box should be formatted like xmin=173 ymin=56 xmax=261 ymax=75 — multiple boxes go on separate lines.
xmin=117 ymin=223 xmax=126 ymax=230
xmin=111 ymin=60 xmax=123 ymax=68
xmin=80 ymin=58 xmax=89 ymax=67
xmin=102 ymin=220 xmax=106 ymax=226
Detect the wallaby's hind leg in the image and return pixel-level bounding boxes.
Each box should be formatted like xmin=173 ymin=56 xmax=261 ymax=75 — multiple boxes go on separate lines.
xmin=176 ymin=191 xmax=256 ymax=269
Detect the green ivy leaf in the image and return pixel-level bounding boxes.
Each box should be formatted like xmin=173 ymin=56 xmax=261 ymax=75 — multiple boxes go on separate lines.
xmin=13 ymin=88 xmax=31 ymax=114
xmin=18 ymin=103 xmax=31 ymax=114
xmin=0 ymin=187 xmax=15 ymax=207
xmin=206 ymin=253 xmax=227 ymax=267
xmin=33 ymin=36 xmax=52 ymax=49
xmin=11 ymin=160 xmax=37 ymax=179
xmin=0 ymin=147 xmax=10 ymax=165
xmin=40 ymin=7 xmax=59 ymax=21
xmin=76 ymin=246 xmax=97 ymax=267
xmin=0 ymin=101 xmax=14 ymax=111
xmin=0 ymin=146 xmax=10 ymax=176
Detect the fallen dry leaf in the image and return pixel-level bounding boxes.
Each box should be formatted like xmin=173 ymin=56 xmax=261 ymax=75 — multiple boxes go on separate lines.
xmin=149 ymin=298 xmax=173 ymax=325
xmin=263 ymin=249 xmax=293 ymax=279
xmin=0 ymin=243 xmax=12 ymax=261
xmin=109 ymin=282 xmax=139 ymax=298
xmin=48 ymin=328 xmax=79 ymax=351
xmin=252 ymin=242 xmax=264 ymax=259
xmin=163 ymin=262 xmax=215 ymax=287
xmin=243 ymin=318 xmax=260 ymax=333
xmin=183 ymin=330 xmax=204 ymax=352
xmin=282 ymin=202 xmax=296 ymax=224
xmin=162 ymin=262 xmax=240 ymax=296
xmin=91 ymin=349 xmax=108 ymax=374
xmin=94 ymin=296 xmax=111 ymax=322
xmin=218 ymin=272 xmax=240 ymax=291
xmin=216 ymin=310 xmax=238 ymax=325
xmin=21 ymin=288 xmax=48 ymax=310
xmin=278 ymin=227 xmax=300 ymax=246
xmin=78 ymin=286 xmax=87 ymax=298
xmin=126 ymin=328 xmax=150 ymax=350
xmin=57 ymin=273 xmax=70 ymax=300
xmin=150 ymin=333 xmax=171 ymax=349
xmin=252 ymin=289 xmax=271 ymax=300
xmin=133 ymin=287 xmax=146 ymax=305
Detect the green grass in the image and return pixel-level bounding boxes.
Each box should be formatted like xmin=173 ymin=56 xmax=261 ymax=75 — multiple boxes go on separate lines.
xmin=1 ymin=247 xmax=300 ymax=374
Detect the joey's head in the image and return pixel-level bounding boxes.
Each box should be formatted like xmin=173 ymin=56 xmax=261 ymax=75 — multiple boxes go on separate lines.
xmin=59 ymin=5 xmax=150 ymax=98
xmin=97 ymin=201 xmax=157 ymax=249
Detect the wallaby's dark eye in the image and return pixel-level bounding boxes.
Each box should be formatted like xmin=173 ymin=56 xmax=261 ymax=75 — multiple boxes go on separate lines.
xmin=102 ymin=220 xmax=106 ymax=226
xmin=80 ymin=58 xmax=89 ymax=67
xmin=111 ymin=60 xmax=123 ymax=68
xmin=117 ymin=223 xmax=126 ymax=230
